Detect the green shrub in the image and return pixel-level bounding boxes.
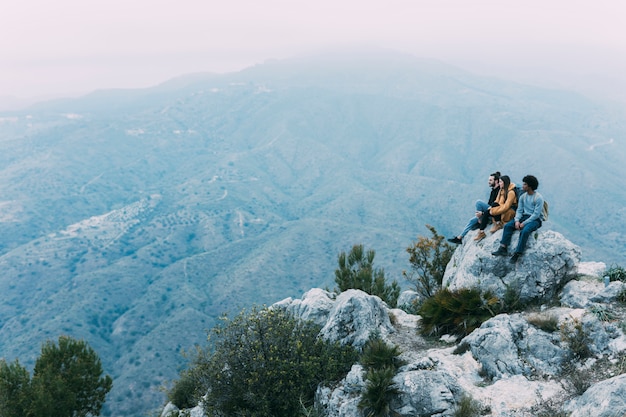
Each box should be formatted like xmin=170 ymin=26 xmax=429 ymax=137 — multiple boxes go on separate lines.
xmin=358 ymin=367 xmax=399 ymax=417
xmin=502 ymin=282 xmax=524 ymax=312
xmin=588 ymin=304 xmax=615 ymax=322
xmin=188 ymin=307 xmax=357 ymax=417
xmin=527 ymin=312 xmax=560 ymax=333
xmin=561 ymin=363 xmax=593 ymax=396
xmin=561 ymin=319 xmax=593 ymax=361
xmin=167 ymin=369 xmax=200 ymax=410
xmin=335 ymin=244 xmax=401 ymax=307
xmin=418 ymin=288 xmax=496 ymax=337
xmin=605 ymin=264 xmax=626 ymax=282
xmin=531 ymin=398 xmax=569 ymax=417
xmin=403 ymin=225 xmax=454 ymax=298
xmin=453 ymin=393 xmax=483 ymax=417
xmin=360 ymin=335 xmax=404 ymax=372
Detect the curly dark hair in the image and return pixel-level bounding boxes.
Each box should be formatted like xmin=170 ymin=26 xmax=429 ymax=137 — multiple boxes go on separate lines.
xmin=523 ymin=175 xmax=539 ymax=190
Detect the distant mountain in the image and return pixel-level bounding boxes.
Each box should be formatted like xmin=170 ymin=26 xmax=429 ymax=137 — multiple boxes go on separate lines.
xmin=1 ymin=50 xmax=625 ymax=417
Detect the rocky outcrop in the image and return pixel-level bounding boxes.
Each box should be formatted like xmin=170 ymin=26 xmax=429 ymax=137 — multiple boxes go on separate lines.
xmin=443 ymin=229 xmax=581 ymax=304
xmin=273 ymin=287 xmax=335 ymax=327
xmin=563 ymin=374 xmax=626 ymax=417
xmin=163 ymin=237 xmax=626 ymax=417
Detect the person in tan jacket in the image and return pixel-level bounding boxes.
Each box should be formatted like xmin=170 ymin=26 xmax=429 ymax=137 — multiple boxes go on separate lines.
xmin=474 ymin=175 xmax=517 ymax=241
xmin=488 ymin=175 xmax=518 ymax=232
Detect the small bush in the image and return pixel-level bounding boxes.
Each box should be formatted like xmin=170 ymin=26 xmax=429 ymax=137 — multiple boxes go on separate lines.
xmin=588 ymin=304 xmax=615 ymax=322
xmin=453 ymin=393 xmax=483 ymax=417
xmin=605 ymin=264 xmax=626 ymax=282
xmin=502 ymin=282 xmax=524 ymax=312
xmin=189 ymin=307 xmax=358 ymax=417
xmin=418 ymin=288 xmax=496 ymax=337
xmin=167 ymin=369 xmax=199 ymax=410
xmin=527 ymin=312 xmax=560 ymax=333
xmin=358 ymin=367 xmax=399 ymax=417
xmin=561 ymin=363 xmax=593 ymax=396
xmin=360 ymin=335 xmax=405 ymax=372
xmin=561 ymin=319 xmax=593 ymax=361
xmin=453 ymin=341 xmax=471 ymax=355
xmin=530 ymin=398 xmax=569 ymax=417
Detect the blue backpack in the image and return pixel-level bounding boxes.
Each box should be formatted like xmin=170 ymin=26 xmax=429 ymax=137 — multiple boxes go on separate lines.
xmin=511 ymin=185 xmax=523 ymax=209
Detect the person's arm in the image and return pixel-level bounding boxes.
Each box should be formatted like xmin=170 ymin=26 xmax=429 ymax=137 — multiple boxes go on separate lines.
xmin=523 ymin=193 xmax=544 ymax=224
xmin=514 ymin=194 xmax=524 ymax=222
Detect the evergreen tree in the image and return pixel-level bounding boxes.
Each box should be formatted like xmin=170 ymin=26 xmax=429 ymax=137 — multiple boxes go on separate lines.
xmin=0 ymin=359 xmax=31 ymax=417
xmin=0 ymin=336 xmax=112 ymax=417
xmin=335 ymin=244 xmax=400 ymax=307
xmin=403 ymin=225 xmax=454 ymax=298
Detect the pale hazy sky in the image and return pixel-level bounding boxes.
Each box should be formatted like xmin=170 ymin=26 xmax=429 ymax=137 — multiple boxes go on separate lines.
xmin=2 ymin=0 xmax=625 ymax=101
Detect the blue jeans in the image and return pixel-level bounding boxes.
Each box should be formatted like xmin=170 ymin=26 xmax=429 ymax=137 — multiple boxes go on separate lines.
xmin=500 ymin=214 xmax=542 ymax=254
xmin=460 ymin=200 xmax=491 ymax=237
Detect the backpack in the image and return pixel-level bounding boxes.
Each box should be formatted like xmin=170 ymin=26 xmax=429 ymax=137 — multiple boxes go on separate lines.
xmin=511 ymin=185 xmax=523 ymax=209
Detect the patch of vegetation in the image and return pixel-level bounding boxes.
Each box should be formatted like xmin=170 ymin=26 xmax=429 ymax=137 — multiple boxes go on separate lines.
xmin=360 ymin=334 xmax=405 ymax=372
xmin=527 ymin=312 xmax=560 ymax=333
xmin=588 ymin=304 xmax=616 ymax=322
xmin=0 ymin=336 xmax=112 ymax=417
xmin=418 ymin=288 xmax=499 ymax=337
xmin=335 ymin=244 xmax=401 ymax=308
xmin=530 ymin=397 xmax=569 ymax=417
xmin=561 ymin=363 xmax=593 ymax=396
xmin=403 ymin=225 xmax=454 ymax=298
xmin=453 ymin=393 xmax=484 ymax=417
xmin=453 ymin=341 xmax=472 ymax=355
xmin=502 ymin=281 xmax=525 ymax=312
xmin=166 ymin=368 xmax=198 ymax=410
xmin=171 ymin=306 xmax=358 ymax=417
xmin=358 ymin=335 xmax=404 ymax=417
xmin=561 ymin=319 xmax=593 ymax=361
xmin=605 ymin=264 xmax=626 ymax=282
xmin=358 ymin=367 xmax=400 ymax=417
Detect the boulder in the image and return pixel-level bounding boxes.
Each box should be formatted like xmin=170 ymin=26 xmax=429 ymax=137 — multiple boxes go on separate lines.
xmin=561 ymin=279 xmax=626 ymax=308
xmin=276 ymin=288 xmax=395 ymax=348
xmin=274 ymin=288 xmax=335 ymax=326
xmin=319 ymin=289 xmax=395 ymax=348
xmin=443 ymin=229 xmax=581 ymax=304
xmin=397 ymin=289 xmax=421 ymax=311
xmin=316 ymin=365 xmax=365 ymax=417
xmin=560 ymin=279 xmax=604 ymax=308
xmin=391 ymin=370 xmax=462 ymax=417
xmin=461 ymin=313 xmax=567 ymax=379
xmin=563 ymin=374 xmax=626 ymax=417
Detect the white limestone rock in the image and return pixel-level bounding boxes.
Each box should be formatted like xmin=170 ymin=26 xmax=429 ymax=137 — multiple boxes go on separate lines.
xmin=443 ymin=229 xmax=581 ymax=304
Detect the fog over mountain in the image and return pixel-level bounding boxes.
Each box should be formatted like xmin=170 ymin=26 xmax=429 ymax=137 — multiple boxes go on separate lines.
xmin=1 ymin=51 xmax=625 ymax=416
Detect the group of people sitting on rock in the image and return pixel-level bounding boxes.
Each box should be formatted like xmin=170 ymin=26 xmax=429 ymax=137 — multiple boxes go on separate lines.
xmin=447 ymin=171 xmax=545 ymax=263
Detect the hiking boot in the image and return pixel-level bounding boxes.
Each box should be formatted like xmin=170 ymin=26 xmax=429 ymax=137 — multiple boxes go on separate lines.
xmin=473 ymin=230 xmax=486 ymax=241
xmin=492 ymin=246 xmax=507 ymax=256
xmin=447 ymin=236 xmax=462 ymax=244
xmin=510 ymin=253 xmax=521 ymax=263
xmin=490 ymin=221 xmax=503 ymax=233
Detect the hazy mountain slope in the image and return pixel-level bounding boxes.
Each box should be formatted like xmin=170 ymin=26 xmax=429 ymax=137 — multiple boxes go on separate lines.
xmin=1 ymin=52 xmax=625 ymax=416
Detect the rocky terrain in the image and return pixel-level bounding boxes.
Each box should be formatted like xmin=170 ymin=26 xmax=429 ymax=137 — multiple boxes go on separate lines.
xmin=163 ymin=229 xmax=626 ymax=417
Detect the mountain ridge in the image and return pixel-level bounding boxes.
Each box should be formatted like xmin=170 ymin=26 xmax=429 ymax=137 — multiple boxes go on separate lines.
xmin=1 ymin=51 xmax=625 ymax=416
